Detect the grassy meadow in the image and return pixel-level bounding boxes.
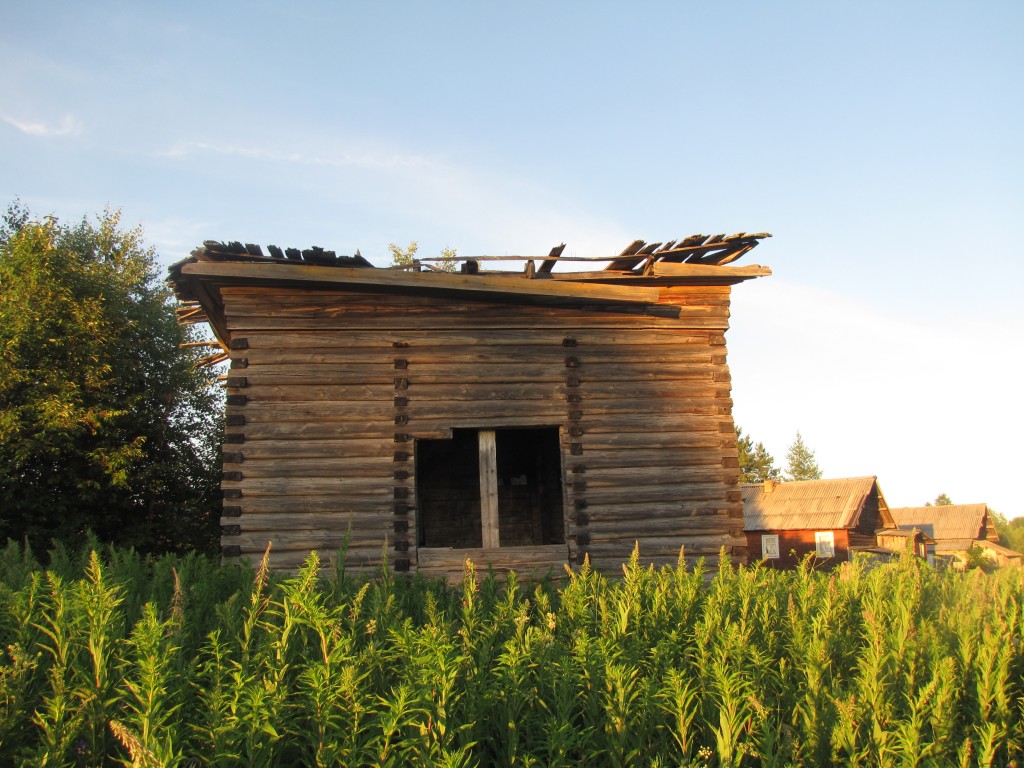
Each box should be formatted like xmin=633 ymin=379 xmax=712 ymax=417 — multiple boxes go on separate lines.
xmin=0 ymin=540 xmax=1021 ymax=767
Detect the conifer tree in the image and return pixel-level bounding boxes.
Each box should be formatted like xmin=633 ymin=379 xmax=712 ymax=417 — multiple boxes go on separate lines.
xmin=736 ymin=427 xmax=782 ymax=483
xmin=784 ymin=431 xmax=822 ymax=481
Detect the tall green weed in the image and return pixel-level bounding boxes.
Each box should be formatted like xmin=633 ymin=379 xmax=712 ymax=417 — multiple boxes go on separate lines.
xmin=0 ymin=540 xmax=1021 ymax=766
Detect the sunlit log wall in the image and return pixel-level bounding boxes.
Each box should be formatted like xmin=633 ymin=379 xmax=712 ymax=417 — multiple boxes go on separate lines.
xmin=218 ymin=284 xmax=745 ymax=578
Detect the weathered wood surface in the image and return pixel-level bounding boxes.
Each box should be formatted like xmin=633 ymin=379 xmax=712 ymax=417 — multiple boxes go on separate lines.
xmin=216 ymin=284 xmax=746 ymax=576
xmin=417 ymin=545 xmax=569 ymax=581
xmin=478 ymin=430 xmax=500 ymax=549
xmin=181 ymin=261 xmax=662 ymax=304
xmin=238 ymin=328 xmax=727 ymax=349
xmin=651 ymin=262 xmax=771 ymax=279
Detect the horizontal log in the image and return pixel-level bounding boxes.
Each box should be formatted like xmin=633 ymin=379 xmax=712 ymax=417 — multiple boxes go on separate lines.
xmin=584 ymin=537 xmax=740 ymax=558
xmin=584 ymin=516 xmax=732 ymax=536
xmin=222 ymin=476 xmax=410 ymax=496
xmin=581 ymin=550 xmax=728 ymax=573
xmin=223 ymin=478 xmax=402 ymax=497
xmin=567 ymin=429 xmax=726 ymax=450
xmin=239 ymin=384 xmax=394 ymax=402
xmin=229 ymin=511 xmax=400 ymax=530
xmin=221 ymin=497 xmax=394 ymax=514
xmin=573 ymin=465 xmax=734 ymax=485
xmin=233 ymin=361 xmax=726 ymax=384
xmin=235 ymin=383 xmax=729 ymax=406
xmin=416 ymin=545 xmax=569 ymax=580
xmin=232 ymin=544 xmax=391 ymax=570
xmin=579 ymin=484 xmax=730 ymax=505
xmin=562 ymin=410 xmax=731 ymax=429
xmin=236 ymin=345 xmax=723 ymax=368
xmin=555 ymin=445 xmax=729 ymax=468
xmin=224 ymin=425 xmax=391 ymax=441
xmin=226 ymin=439 xmax=396 ymax=459
xmin=656 ymin=285 xmax=732 ymax=304
xmin=235 ymin=402 xmax=397 ymax=420
xmin=228 ymin=458 xmax=396 ymax=478
xmin=234 ymin=530 xmax=393 ymax=550
xmin=239 ymin=328 xmax=723 ymax=350
xmin=226 ymin=313 xmax=729 ymax=332
xmin=583 ymin=501 xmax=737 ymax=519
xmin=240 ymin=383 xmax=562 ymax=402
xmin=227 ymin=400 xmax=729 ymax=428
xmin=651 ymin=262 xmax=770 ymax=280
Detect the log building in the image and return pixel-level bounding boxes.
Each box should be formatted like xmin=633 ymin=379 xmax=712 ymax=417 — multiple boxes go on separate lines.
xmin=168 ymin=234 xmax=771 ymax=578
xmin=742 ymin=476 xmax=897 ymax=569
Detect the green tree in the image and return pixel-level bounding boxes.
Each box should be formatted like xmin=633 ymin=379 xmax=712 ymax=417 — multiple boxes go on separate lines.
xmin=990 ymin=509 xmax=1024 ymax=552
xmin=784 ymin=431 xmax=822 ymax=481
xmin=389 ymin=241 xmax=459 ymax=272
xmin=926 ymin=493 xmax=953 ymax=506
xmin=388 ymin=240 xmax=419 ymax=268
xmin=0 ymin=203 xmax=222 ymax=555
xmin=736 ymin=426 xmax=781 ymax=483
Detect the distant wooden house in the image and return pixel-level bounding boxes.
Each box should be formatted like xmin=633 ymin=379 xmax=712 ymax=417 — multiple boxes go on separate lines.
xmin=742 ymin=476 xmax=903 ymax=568
xmin=169 ymin=233 xmax=771 ymax=578
xmin=891 ymin=504 xmax=1021 ymax=568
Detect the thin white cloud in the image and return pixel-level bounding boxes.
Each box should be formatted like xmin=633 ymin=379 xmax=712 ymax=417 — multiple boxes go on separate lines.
xmin=3 ymin=114 xmax=81 ymax=137
xmin=157 ymin=139 xmax=438 ymax=171
xmin=156 ymin=133 xmax=633 ymax=261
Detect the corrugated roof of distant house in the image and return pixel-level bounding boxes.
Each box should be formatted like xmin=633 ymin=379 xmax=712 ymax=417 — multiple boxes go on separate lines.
xmin=742 ymin=476 xmax=889 ymax=531
xmin=890 ymin=504 xmax=990 ymax=543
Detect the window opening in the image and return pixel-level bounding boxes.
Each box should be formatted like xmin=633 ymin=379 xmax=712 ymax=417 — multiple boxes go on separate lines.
xmin=814 ymin=531 xmax=835 ymax=558
xmin=417 ymin=427 xmax=565 ymax=549
xmin=761 ymin=534 xmax=780 ymax=560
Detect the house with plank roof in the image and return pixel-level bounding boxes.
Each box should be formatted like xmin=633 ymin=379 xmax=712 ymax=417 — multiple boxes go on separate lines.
xmin=169 ymin=232 xmax=771 ymax=578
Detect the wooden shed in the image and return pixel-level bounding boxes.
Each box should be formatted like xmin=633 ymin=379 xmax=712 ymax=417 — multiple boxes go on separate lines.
xmin=168 ymin=233 xmax=771 ymax=578
xmin=742 ymin=476 xmax=898 ymax=569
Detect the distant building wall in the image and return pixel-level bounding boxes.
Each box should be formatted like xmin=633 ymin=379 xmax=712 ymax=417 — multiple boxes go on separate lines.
xmin=745 ymin=528 xmax=851 ymax=569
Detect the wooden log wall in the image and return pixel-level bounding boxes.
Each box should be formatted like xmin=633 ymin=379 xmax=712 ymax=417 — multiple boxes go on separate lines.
xmin=745 ymin=529 xmax=851 ymax=570
xmin=218 ymin=283 xmax=746 ymax=577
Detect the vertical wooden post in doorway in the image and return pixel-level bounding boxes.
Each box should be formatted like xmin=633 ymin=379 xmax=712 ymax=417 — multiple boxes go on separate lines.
xmin=479 ymin=429 xmax=500 ymax=548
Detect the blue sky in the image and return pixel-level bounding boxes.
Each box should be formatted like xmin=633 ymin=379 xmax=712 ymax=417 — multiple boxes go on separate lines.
xmin=3 ymin=1 xmax=1022 ymax=516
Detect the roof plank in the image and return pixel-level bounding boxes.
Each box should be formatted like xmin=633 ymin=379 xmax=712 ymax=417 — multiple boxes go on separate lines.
xmin=604 ymin=239 xmax=648 ymax=272
xmin=538 ymin=243 xmax=566 ymax=274
xmin=179 ymin=260 xmax=663 ymax=304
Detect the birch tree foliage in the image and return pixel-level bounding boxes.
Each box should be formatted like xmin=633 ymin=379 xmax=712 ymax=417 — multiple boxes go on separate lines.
xmin=0 ymin=202 xmax=222 ymax=555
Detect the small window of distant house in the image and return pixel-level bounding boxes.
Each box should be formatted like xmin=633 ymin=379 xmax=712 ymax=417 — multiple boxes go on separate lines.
xmin=761 ymin=534 xmax=780 ymax=559
xmin=815 ymin=531 xmax=835 ymax=558
xmin=417 ymin=427 xmax=565 ymax=549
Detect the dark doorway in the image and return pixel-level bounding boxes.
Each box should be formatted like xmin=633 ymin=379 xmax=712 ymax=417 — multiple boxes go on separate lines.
xmin=416 ymin=429 xmax=481 ymax=548
xmin=496 ymin=428 xmax=565 ymax=546
xmin=416 ymin=427 xmax=565 ymax=549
